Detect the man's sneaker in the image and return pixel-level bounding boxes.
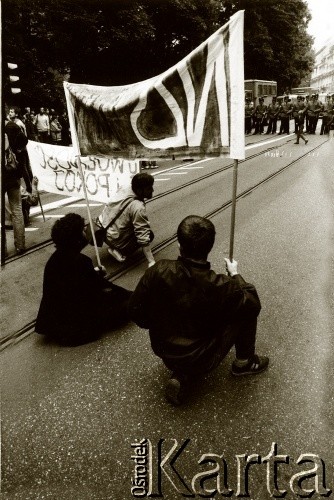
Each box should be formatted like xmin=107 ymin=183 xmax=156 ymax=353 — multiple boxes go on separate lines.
xmin=107 ymin=247 xmax=126 ymax=262
xmin=165 ymin=377 xmax=184 ymax=406
xmin=231 ymin=354 xmax=269 ymax=376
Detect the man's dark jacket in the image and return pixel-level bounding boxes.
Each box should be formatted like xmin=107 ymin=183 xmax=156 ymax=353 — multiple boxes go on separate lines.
xmin=5 ymin=120 xmax=28 ymax=153
xmin=129 ymin=257 xmax=261 ymax=366
xmin=3 ymin=121 xmax=28 ymax=190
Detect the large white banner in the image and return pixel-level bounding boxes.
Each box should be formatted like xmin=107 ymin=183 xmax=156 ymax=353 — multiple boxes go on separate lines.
xmin=27 ymin=141 xmax=140 ymax=203
xmin=64 ymin=11 xmax=245 ymax=160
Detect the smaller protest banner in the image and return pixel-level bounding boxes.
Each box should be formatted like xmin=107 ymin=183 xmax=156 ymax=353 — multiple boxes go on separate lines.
xmin=27 ymin=141 xmax=140 ymax=204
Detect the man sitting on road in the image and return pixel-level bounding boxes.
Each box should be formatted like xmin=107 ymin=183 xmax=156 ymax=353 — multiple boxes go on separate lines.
xmin=129 ymin=215 xmax=269 ymax=405
xmin=36 ymin=213 xmax=132 ymax=344
xmin=98 ymin=172 xmax=155 ymax=268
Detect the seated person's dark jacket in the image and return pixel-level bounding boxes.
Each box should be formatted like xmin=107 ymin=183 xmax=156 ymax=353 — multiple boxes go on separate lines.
xmin=129 ymin=257 xmax=261 ymax=367
xmin=36 ymin=249 xmax=117 ymax=338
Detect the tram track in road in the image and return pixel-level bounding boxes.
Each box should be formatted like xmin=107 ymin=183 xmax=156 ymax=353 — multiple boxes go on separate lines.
xmin=109 ymin=138 xmax=327 ymax=281
xmin=3 ymin=135 xmax=302 ymax=265
xmin=0 ymin=138 xmax=328 ymax=352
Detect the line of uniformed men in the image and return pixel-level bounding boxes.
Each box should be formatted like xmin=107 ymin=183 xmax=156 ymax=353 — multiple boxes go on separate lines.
xmin=245 ymin=94 xmax=334 ymax=136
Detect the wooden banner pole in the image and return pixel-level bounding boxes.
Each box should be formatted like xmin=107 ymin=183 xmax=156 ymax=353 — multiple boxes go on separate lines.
xmin=37 ymin=191 xmax=46 ymax=222
xmin=63 ymin=83 xmax=102 ymax=268
xmin=229 ymin=159 xmax=238 ymax=261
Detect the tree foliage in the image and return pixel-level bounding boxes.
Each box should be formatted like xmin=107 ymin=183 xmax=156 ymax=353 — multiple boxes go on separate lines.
xmin=242 ymin=0 xmax=314 ymax=91
xmin=2 ymin=0 xmax=314 ymax=111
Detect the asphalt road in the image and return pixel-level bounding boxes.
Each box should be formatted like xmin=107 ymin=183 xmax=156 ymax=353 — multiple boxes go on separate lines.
xmin=1 ymin=137 xmax=334 ymax=499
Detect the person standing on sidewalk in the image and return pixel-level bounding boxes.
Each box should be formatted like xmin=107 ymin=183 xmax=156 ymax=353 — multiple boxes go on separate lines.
xmin=252 ymin=97 xmax=267 ymax=134
xmin=50 ymin=113 xmax=62 ymax=145
xmin=278 ymin=96 xmax=292 ymax=134
xmin=6 ymin=107 xmax=33 ymax=192
xmin=36 ymin=107 xmax=50 ymax=143
xmin=2 ymin=132 xmax=26 ymax=256
xmin=307 ymin=94 xmax=322 ymax=134
xmin=25 ymin=110 xmax=38 ymax=141
xmin=7 ymin=107 xmax=26 ymax=135
xmin=320 ymin=95 xmax=334 ymax=135
xmin=266 ymin=96 xmax=280 ymax=134
xmin=244 ymin=98 xmax=253 ymax=134
xmin=129 ymin=215 xmax=269 ymax=405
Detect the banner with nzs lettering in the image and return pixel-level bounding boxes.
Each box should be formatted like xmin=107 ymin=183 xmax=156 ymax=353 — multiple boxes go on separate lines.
xmin=64 ymin=11 xmax=245 ymax=160
xmin=27 ymin=141 xmax=140 ymax=203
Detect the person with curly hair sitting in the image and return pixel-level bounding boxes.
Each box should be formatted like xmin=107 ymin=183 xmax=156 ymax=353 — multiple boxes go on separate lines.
xmin=36 ymin=213 xmax=132 ymax=344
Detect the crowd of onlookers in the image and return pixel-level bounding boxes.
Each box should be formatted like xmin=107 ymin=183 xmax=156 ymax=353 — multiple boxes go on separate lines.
xmin=8 ymin=106 xmax=72 ymax=146
xmin=3 ymin=105 xmax=72 ymax=257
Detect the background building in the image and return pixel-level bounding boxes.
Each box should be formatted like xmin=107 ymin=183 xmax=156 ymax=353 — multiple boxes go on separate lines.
xmin=310 ymin=37 xmax=334 ymax=94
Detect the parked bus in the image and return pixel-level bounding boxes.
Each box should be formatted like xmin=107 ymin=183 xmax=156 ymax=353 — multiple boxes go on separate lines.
xmin=291 ymin=87 xmax=317 ymax=95
xmin=244 ymin=79 xmax=277 ymax=106
xmin=277 ymin=92 xmax=329 ymax=105
xmin=276 ymin=94 xmax=305 ymax=105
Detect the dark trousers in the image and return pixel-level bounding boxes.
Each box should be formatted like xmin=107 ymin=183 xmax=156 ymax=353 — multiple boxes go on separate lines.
xmin=253 ymin=117 xmax=264 ymax=134
xmin=38 ymin=131 xmax=50 ymax=143
xmin=320 ymin=116 xmax=330 ymax=135
xmin=16 ymin=149 xmax=33 ymax=193
xmin=266 ymin=117 xmax=277 ymax=134
xmin=308 ymin=116 xmax=317 ymax=133
xmin=279 ymin=117 xmax=290 ymax=134
xmin=163 ymin=315 xmax=257 ymax=379
xmin=305 ymin=115 xmax=310 ymax=132
xmin=245 ymin=116 xmax=252 ymax=134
